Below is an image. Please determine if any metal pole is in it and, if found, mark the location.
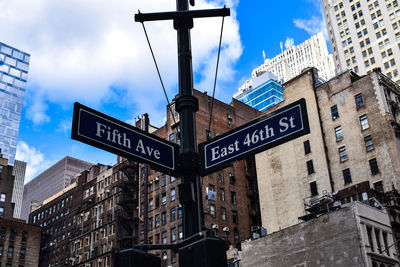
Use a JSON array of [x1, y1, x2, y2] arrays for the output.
[[175, 0, 201, 238]]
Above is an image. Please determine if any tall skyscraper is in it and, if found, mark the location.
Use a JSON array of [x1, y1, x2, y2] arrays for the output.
[[322, 0, 400, 83], [21, 156, 92, 220], [0, 42, 30, 165], [234, 71, 284, 112], [251, 33, 335, 84]]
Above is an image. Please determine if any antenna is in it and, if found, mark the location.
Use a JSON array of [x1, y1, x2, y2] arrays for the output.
[[262, 50, 266, 62]]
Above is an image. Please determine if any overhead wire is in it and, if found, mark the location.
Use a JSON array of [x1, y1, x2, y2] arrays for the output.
[[207, 16, 225, 133]]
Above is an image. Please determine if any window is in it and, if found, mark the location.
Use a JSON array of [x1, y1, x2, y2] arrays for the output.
[[304, 140, 311, 154], [162, 193, 167, 205], [0, 244, 2, 257], [343, 168, 352, 184], [149, 198, 153, 210], [0, 193, 5, 202], [148, 217, 153, 231], [355, 93, 364, 108], [170, 176, 175, 183], [367, 226, 374, 251], [221, 207, 226, 221], [219, 188, 225, 202], [360, 114, 369, 130], [364, 135, 374, 152], [335, 126, 344, 141], [232, 211, 238, 224], [162, 175, 167, 187], [307, 160, 315, 175], [162, 231, 167, 244], [383, 232, 389, 255], [178, 225, 183, 239], [155, 196, 160, 208], [0, 227, 6, 238], [231, 191, 237, 205], [7, 246, 13, 258], [19, 248, 26, 259], [169, 133, 174, 142], [310, 181, 318, 196], [339, 146, 348, 162], [372, 179, 383, 194], [155, 214, 160, 228], [161, 212, 166, 226], [331, 105, 339, 119], [218, 171, 224, 183], [171, 228, 176, 242], [178, 206, 183, 218], [210, 204, 216, 218], [369, 158, 379, 175], [229, 174, 235, 185], [171, 188, 175, 201], [0, 207, 3, 216], [170, 207, 176, 222]]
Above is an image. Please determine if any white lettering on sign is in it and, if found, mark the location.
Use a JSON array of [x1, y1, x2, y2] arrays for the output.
[[279, 116, 296, 132], [96, 122, 131, 149], [136, 139, 161, 159], [210, 140, 240, 161]]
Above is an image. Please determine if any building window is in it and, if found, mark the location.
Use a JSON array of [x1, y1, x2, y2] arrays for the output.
[[0, 193, 5, 202], [19, 248, 26, 259], [178, 206, 183, 218], [0, 227, 5, 238], [171, 227, 176, 242], [10, 229, 16, 240], [360, 114, 369, 130], [367, 226, 374, 251], [229, 174, 235, 185], [170, 176, 175, 183], [169, 133, 174, 142], [310, 181, 318, 196], [218, 171, 224, 183], [369, 158, 379, 175], [232, 211, 238, 224], [331, 105, 339, 119], [0, 207, 3, 217], [21, 231, 28, 242], [339, 146, 348, 162], [231, 191, 237, 205], [148, 217, 153, 231], [7, 246, 13, 258], [149, 198, 153, 210], [171, 188, 175, 201], [364, 135, 374, 152], [161, 212, 166, 225], [355, 93, 364, 108], [374, 181, 383, 193], [0, 244, 2, 257], [343, 168, 352, 184], [307, 160, 314, 175], [335, 126, 344, 141], [221, 207, 226, 221], [155, 214, 160, 228], [178, 225, 183, 239], [209, 204, 216, 218], [304, 140, 311, 154], [219, 188, 225, 202], [170, 207, 176, 222], [162, 231, 167, 244], [162, 175, 167, 187], [162, 193, 167, 205]]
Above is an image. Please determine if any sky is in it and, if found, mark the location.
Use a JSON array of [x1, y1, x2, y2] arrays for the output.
[[0, 0, 327, 183]]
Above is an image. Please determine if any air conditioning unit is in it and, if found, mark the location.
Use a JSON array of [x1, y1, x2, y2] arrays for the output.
[[222, 227, 229, 232], [212, 224, 218, 229]]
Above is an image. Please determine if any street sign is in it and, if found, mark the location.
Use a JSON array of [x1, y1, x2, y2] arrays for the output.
[[71, 102, 179, 176], [199, 98, 310, 175]]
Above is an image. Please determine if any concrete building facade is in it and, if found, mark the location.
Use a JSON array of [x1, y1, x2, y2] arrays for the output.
[[12, 160, 27, 218], [21, 156, 92, 220], [250, 33, 335, 84], [255, 68, 400, 234], [322, 0, 400, 83], [240, 202, 399, 267]]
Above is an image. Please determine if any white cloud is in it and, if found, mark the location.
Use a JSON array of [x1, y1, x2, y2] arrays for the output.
[[0, 0, 242, 127], [293, 16, 328, 39], [15, 141, 53, 183]]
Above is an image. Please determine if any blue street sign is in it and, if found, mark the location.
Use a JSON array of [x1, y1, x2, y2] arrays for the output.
[[71, 103, 179, 176], [199, 98, 310, 175]]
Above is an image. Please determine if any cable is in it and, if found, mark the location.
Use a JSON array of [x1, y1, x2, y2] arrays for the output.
[[207, 16, 225, 133], [140, 21, 180, 135]]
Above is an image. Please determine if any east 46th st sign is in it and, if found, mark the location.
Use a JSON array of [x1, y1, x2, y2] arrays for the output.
[[71, 103, 179, 176], [199, 98, 310, 175]]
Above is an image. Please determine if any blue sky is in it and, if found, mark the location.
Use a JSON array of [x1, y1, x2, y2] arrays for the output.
[[0, 0, 326, 182]]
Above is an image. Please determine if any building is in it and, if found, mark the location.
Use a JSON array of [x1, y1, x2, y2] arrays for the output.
[[322, 0, 400, 83], [0, 42, 30, 166], [0, 154, 42, 267], [234, 71, 284, 112], [240, 201, 399, 267], [12, 160, 27, 218], [255, 67, 400, 237], [29, 89, 263, 267], [250, 33, 335, 84], [21, 156, 92, 220]]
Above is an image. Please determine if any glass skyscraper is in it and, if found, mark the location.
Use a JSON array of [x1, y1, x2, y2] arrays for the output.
[[234, 71, 283, 112], [0, 42, 30, 165]]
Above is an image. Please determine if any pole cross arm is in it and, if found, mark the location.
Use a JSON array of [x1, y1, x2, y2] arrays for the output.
[[134, 7, 230, 23]]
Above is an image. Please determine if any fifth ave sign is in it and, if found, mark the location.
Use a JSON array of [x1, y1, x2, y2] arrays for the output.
[[71, 103, 179, 176], [199, 98, 310, 175]]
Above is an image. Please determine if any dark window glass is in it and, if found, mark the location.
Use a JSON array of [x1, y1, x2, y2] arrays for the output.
[[304, 140, 311, 154], [331, 105, 339, 119], [229, 174, 235, 185], [367, 226, 374, 251], [374, 181, 383, 193], [170, 208, 176, 222], [178, 207, 183, 218], [162, 175, 167, 187], [7, 246, 13, 258], [335, 126, 344, 141], [307, 160, 315, 175], [0, 244, 3, 256], [10, 229, 16, 240], [310, 181, 318, 196], [355, 93, 364, 108], [19, 248, 26, 259], [161, 212, 166, 225], [343, 168, 352, 184], [364, 135, 374, 152], [339, 146, 348, 162], [232, 211, 238, 224], [360, 114, 369, 130], [148, 217, 153, 231], [369, 158, 379, 175], [231, 191, 237, 205]]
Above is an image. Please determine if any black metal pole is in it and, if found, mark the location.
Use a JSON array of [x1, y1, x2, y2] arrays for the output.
[[174, 0, 201, 238]]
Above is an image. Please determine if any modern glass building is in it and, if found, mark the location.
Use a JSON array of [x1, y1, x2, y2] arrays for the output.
[[0, 42, 30, 165], [234, 72, 284, 112]]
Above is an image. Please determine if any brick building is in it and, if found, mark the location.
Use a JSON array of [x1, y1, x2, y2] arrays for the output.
[[0, 155, 41, 267]]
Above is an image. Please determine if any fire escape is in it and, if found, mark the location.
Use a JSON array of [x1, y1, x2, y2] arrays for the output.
[[245, 157, 262, 229], [116, 160, 140, 250]]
